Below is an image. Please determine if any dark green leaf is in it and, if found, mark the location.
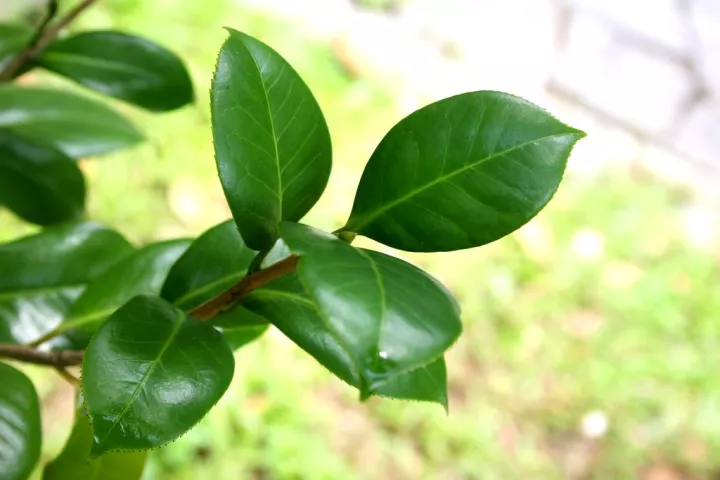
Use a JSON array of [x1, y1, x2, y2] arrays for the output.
[[0, 23, 32, 71], [249, 223, 461, 397], [0, 222, 133, 345], [0, 129, 85, 225], [243, 272, 448, 407], [209, 312, 268, 351], [0, 85, 143, 158], [44, 397, 146, 480], [55, 239, 190, 349], [374, 357, 447, 408], [161, 220, 269, 349], [162, 221, 254, 310], [0, 362, 41, 480], [83, 294, 234, 456], [342, 91, 585, 252], [211, 28, 332, 250], [39, 31, 193, 112]]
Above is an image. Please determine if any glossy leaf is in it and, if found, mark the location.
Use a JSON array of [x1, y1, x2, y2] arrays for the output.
[[0, 222, 133, 345], [162, 221, 254, 310], [243, 272, 448, 407], [44, 397, 146, 480], [251, 223, 461, 396], [0, 85, 143, 158], [161, 220, 269, 349], [0, 23, 32, 70], [211, 28, 332, 250], [209, 313, 268, 351], [83, 294, 235, 456], [55, 239, 190, 349], [374, 357, 447, 408], [0, 362, 41, 480], [0, 129, 85, 225], [39, 31, 193, 112], [342, 91, 586, 252]]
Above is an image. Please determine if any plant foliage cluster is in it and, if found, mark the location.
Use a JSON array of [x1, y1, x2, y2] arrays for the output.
[[0, 3, 584, 479]]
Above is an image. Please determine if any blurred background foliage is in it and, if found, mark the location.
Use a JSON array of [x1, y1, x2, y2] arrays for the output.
[[4, 0, 720, 478]]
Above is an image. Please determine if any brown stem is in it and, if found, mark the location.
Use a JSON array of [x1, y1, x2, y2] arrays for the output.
[[55, 367, 80, 385], [189, 255, 299, 320], [0, 344, 83, 367], [0, 0, 98, 81], [3, 253, 298, 367]]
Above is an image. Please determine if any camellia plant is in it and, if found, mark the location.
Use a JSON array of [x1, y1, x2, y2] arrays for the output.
[[0, 2, 585, 479]]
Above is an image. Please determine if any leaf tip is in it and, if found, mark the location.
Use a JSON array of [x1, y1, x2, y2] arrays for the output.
[[89, 436, 106, 459]]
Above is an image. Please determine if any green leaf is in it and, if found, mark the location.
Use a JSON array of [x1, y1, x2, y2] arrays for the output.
[[243, 272, 448, 407], [82, 294, 235, 456], [342, 91, 586, 252], [0, 23, 32, 71], [55, 239, 190, 349], [161, 220, 269, 349], [44, 396, 146, 480], [0, 129, 85, 226], [162, 221, 254, 310], [0, 222, 133, 345], [0, 85, 143, 158], [374, 357, 447, 408], [211, 28, 332, 251], [38, 31, 193, 112], [0, 362, 41, 480], [209, 312, 268, 351], [251, 223, 461, 397]]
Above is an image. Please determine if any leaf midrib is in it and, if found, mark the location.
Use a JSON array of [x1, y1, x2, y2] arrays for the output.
[[354, 249, 387, 357], [95, 311, 185, 449], [40, 52, 161, 80], [241, 37, 283, 221], [0, 283, 84, 300], [347, 132, 580, 231]]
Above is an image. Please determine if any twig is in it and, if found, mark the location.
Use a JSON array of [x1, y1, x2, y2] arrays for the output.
[[0, 0, 98, 81], [55, 367, 80, 385], [0, 344, 83, 367], [189, 255, 298, 320], [4, 254, 299, 367]]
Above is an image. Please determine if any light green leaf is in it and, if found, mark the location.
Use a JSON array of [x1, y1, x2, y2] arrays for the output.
[[161, 220, 269, 349], [39, 31, 193, 112], [211, 29, 332, 250], [0, 23, 32, 71], [0, 362, 41, 480], [54, 239, 190, 349], [0, 222, 133, 345], [82, 295, 235, 456], [343, 91, 585, 252], [44, 397, 146, 480], [0, 129, 85, 226], [0, 85, 143, 158]]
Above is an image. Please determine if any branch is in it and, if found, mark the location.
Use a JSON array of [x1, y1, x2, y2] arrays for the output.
[[0, 0, 98, 81], [0, 344, 83, 367], [189, 255, 298, 320], [2, 254, 299, 367]]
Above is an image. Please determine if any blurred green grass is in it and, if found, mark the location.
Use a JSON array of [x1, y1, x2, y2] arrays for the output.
[[5, 0, 720, 478]]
